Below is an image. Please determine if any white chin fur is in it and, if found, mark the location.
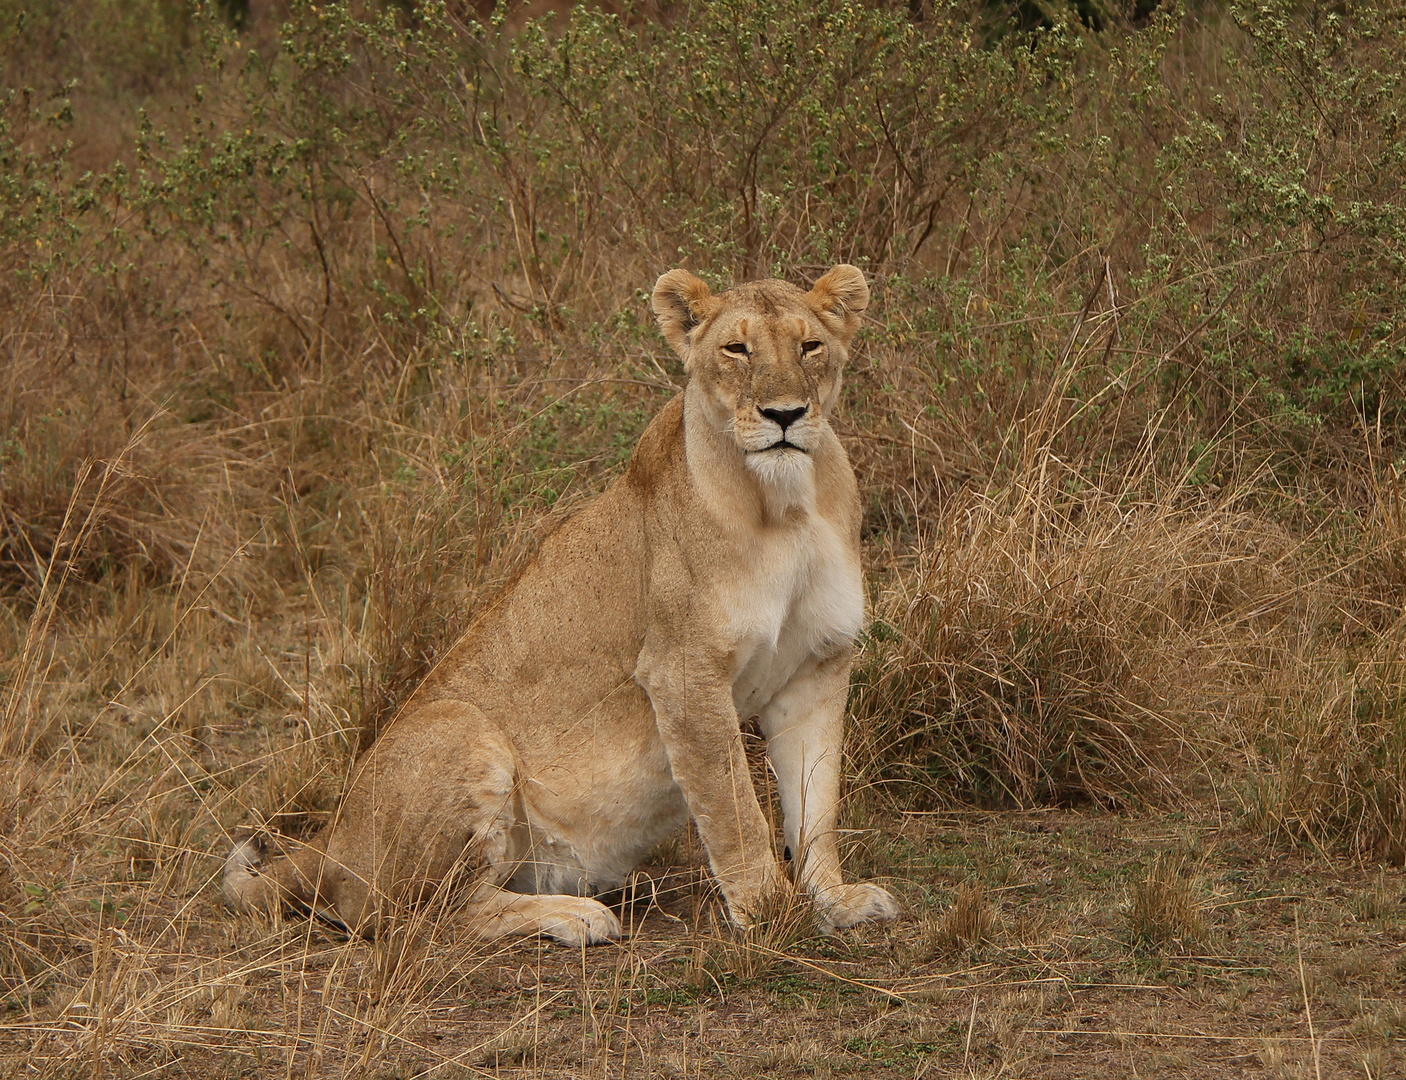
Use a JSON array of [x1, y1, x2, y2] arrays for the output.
[[745, 449, 816, 516]]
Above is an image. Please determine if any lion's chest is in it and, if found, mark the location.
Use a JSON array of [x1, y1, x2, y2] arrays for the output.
[[726, 518, 864, 721]]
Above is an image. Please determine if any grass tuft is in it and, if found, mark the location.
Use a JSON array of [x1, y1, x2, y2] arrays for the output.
[[1128, 852, 1206, 953]]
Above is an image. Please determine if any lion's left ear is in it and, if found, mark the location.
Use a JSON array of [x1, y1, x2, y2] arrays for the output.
[[806, 264, 869, 344]]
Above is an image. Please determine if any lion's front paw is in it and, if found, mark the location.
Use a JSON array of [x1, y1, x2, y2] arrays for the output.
[[541, 897, 622, 947], [814, 882, 901, 932], [722, 868, 795, 931]]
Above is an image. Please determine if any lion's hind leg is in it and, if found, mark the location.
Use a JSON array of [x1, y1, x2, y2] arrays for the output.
[[226, 698, 622, 945], [371, 704, 620, 946], [310, 699, 525, 934], [313, 699, 622, 945]]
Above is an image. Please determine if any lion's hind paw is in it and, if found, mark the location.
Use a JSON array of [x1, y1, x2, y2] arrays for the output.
[[540, 897, 622, 947]]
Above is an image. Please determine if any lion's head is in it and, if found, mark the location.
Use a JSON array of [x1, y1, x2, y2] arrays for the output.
[[651, 265, 869, 511]]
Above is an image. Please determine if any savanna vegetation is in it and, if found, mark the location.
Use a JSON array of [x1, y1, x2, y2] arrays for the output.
[[2, 0, 1405, 1075]]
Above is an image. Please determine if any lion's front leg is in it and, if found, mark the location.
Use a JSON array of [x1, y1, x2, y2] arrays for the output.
[[635, 647, 784, 928], [758, 653, 900, 932]]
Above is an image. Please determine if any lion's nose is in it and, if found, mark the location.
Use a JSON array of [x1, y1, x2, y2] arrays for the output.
[[760, 405, 807, 432]]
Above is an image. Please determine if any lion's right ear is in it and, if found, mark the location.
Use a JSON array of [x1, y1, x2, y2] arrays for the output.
[[652, 269, 719, 361]]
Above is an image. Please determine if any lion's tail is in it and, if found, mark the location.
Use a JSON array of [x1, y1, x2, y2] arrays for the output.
[[221, 834, 326, 917]]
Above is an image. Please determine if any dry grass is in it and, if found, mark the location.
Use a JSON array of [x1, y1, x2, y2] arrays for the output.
[[2, 0, 1406, 1075], [903, 880, 996, 961], [1127, 852, 1206, 953]]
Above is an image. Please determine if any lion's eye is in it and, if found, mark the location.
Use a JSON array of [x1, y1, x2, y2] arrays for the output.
[[721, 342, 750, 357], [801, 340, 824, 355]]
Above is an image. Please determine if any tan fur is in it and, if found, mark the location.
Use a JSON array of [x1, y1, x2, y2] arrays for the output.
[[223, 265, 900, 944]]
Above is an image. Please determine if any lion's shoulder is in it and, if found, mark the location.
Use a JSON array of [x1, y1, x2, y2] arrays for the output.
[[624, 392, 685, 494]]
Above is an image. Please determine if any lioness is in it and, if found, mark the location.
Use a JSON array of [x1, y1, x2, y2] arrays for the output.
[[223, 264, 901, 944]]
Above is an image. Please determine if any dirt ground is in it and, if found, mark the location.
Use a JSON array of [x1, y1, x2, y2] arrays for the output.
[[5, 809, 1402, 1079]]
